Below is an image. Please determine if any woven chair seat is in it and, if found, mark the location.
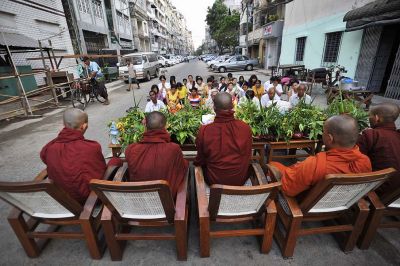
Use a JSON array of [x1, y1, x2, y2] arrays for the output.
[[205, 178, 253, 199], [0, 191, 74, 219], [278, 193, 291, 215]]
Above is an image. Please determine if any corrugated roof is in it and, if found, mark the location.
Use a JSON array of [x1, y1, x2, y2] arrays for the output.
[[0, 32, 48, 49], [343, 0, 400, 31]]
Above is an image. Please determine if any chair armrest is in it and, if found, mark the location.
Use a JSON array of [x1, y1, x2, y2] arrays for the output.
[[195, 167, 209, 219], [175, 169, 189, 221], [357, 198, 370, 212], [103, 165, 120, 181], [281, 193, 303, 218], [251, 162, 268, 185], [34, 169, 48, 181], [80, 191, 99, 220], [266, 199, 277, 214], [113, 163, 129, 181], [366, 191, 385, 210], [266, 164, 282, 183]]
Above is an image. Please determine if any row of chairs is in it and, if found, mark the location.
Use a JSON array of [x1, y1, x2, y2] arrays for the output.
[[0, 163, 398, 261]]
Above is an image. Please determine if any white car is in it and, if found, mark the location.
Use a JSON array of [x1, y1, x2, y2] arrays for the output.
[[157, 55, 167, 67], [163, 55, 176, 66]]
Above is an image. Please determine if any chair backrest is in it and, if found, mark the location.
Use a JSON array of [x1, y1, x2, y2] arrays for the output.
[[0, 180, 83, 219], [300, 168, 396, 213], [208, 182, 280, 220], [90, 180, 176, 223]]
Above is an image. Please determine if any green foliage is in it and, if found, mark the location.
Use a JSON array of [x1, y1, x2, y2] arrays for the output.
[[206, 0, 240, 51], [326, 98, 369, 131], [112, 108, 146, 148]]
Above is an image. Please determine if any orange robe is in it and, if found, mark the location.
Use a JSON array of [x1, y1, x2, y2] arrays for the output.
[[271, 146, 372, 197]]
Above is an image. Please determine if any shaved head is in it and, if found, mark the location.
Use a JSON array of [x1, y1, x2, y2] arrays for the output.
[[214, 92, 233, 111], [324, 115, 359, 148], [370, 103, 399, 123], [146, 111, 166, 130], [63, 108, 88, 129]]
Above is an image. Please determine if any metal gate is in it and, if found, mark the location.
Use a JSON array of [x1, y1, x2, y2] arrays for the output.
[[354, 27, 382, 89], [384, 44, 400, 99]]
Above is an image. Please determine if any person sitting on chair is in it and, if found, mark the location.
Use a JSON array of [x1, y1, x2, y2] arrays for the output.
[[194, 92, 252, 185], [125, 111, 188, 198], [270, 115, 372, 197], [40, 108, 122, 204], [357, 103, 400, 196]]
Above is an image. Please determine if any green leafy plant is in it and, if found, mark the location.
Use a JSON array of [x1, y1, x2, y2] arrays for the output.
[[326, 97, 369, 131]]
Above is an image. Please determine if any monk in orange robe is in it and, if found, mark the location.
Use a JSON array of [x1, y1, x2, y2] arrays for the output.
[[125, 111, 188, 198], [270, 115, 372, 197], [194, 92, 252, 185], [41, 108, 122, 204]]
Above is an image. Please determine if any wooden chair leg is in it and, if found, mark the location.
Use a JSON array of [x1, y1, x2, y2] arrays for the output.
[[357, 207, 384, 250], [175, 219, 188, 260], [199, 216, 210, 257], [102, 217, 124, 261], [342, 206, 369, 252], [81, 219, 103, 259], [261, 202, 277, 253], [8, 212, 40, 258], [281, 216, 302, 258]]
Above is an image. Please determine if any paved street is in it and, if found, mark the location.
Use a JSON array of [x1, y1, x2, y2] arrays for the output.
[[0, 60, 399, 265]]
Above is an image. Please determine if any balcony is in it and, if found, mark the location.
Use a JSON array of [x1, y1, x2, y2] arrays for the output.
[[248, 28, 264, 45]]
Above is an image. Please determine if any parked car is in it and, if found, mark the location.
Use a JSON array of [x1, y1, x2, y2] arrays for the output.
[[212, 55, 258, 73], [207, 55, 230, 68], [157, 55, 167, 67], [119, 52, 159, 82], [163, 55, 178, 66]]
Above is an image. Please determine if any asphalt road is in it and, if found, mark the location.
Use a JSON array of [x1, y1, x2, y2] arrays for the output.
[[0, 60, 399, 265]]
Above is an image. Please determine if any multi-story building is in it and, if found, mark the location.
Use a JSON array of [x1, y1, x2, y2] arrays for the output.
[[129, 0, 151, 52], [0, 0, 76, 83], [62, 0, 133, 54], [240, 0, 285, 69], [224, 0, 242, 11], [204, 25, 218, 53]]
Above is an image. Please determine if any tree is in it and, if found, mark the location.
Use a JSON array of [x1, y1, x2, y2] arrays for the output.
[[195, 44, 205, 56], [206, 0, 240, 53]]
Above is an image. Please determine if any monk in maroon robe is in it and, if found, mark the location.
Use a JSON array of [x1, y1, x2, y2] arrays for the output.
[[40, 108, 121, 204], [125, 111, 188, 198], [194, 92, 252, 185], [358, 103, 400, 196]]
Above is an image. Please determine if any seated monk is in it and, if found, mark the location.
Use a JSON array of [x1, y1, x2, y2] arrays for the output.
[[40, 108, 122, 204], [357, 103, 400, 196], [125, 111, 188, 198], [270, 115, 372, 197], [194, 92, 252, 185]]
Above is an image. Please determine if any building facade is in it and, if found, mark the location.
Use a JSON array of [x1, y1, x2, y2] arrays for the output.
[[279, 0, 374, 79], [0, 0, 76, 83], [240, 0, 286, 69]]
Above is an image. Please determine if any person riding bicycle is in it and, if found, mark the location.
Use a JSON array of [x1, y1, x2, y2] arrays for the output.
[[83, 56, 110, 105]]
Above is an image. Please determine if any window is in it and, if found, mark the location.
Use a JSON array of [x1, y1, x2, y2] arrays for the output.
[[295, 37, 306, 63], [117, 11, 123, 26], [322, 31, 343, 65], [0, 11, 16, 30]]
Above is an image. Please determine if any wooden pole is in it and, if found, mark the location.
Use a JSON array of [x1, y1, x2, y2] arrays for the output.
[[39, 41, 59, 105], [1, 32, 33, 116]]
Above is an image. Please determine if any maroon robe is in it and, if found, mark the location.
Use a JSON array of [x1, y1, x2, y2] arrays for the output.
[[357, 122, 400, 195], [40, 127, 113, 204], [194, 110, 252, 185], [125, 129, 188, 198]]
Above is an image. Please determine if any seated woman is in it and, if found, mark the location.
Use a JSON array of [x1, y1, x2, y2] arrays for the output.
[[176, 82, 188, 105], [167, 84, 182, 113], [188, 87, 202, 109], [287, 79, 300, 99], [252, 79, 265, 99]]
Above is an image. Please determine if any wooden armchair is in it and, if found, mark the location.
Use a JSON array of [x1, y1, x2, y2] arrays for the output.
[[89, 163, 189, 261], [195, 163, 281, 257], [0, 165, 120, 259], [358, 176, 400, 249], [266, 164, 395, 258]]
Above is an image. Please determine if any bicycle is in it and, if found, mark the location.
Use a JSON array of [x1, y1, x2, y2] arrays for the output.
[[71, 78, 106, 110]]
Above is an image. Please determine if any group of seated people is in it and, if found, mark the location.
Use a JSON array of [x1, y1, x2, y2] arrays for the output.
[[145, 73, 312, 114], [41, 94, 399, 204]]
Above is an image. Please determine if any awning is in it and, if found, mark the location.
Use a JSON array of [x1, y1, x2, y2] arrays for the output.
[[0, 32, 48, 49], [343, 0, 400, 32]]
